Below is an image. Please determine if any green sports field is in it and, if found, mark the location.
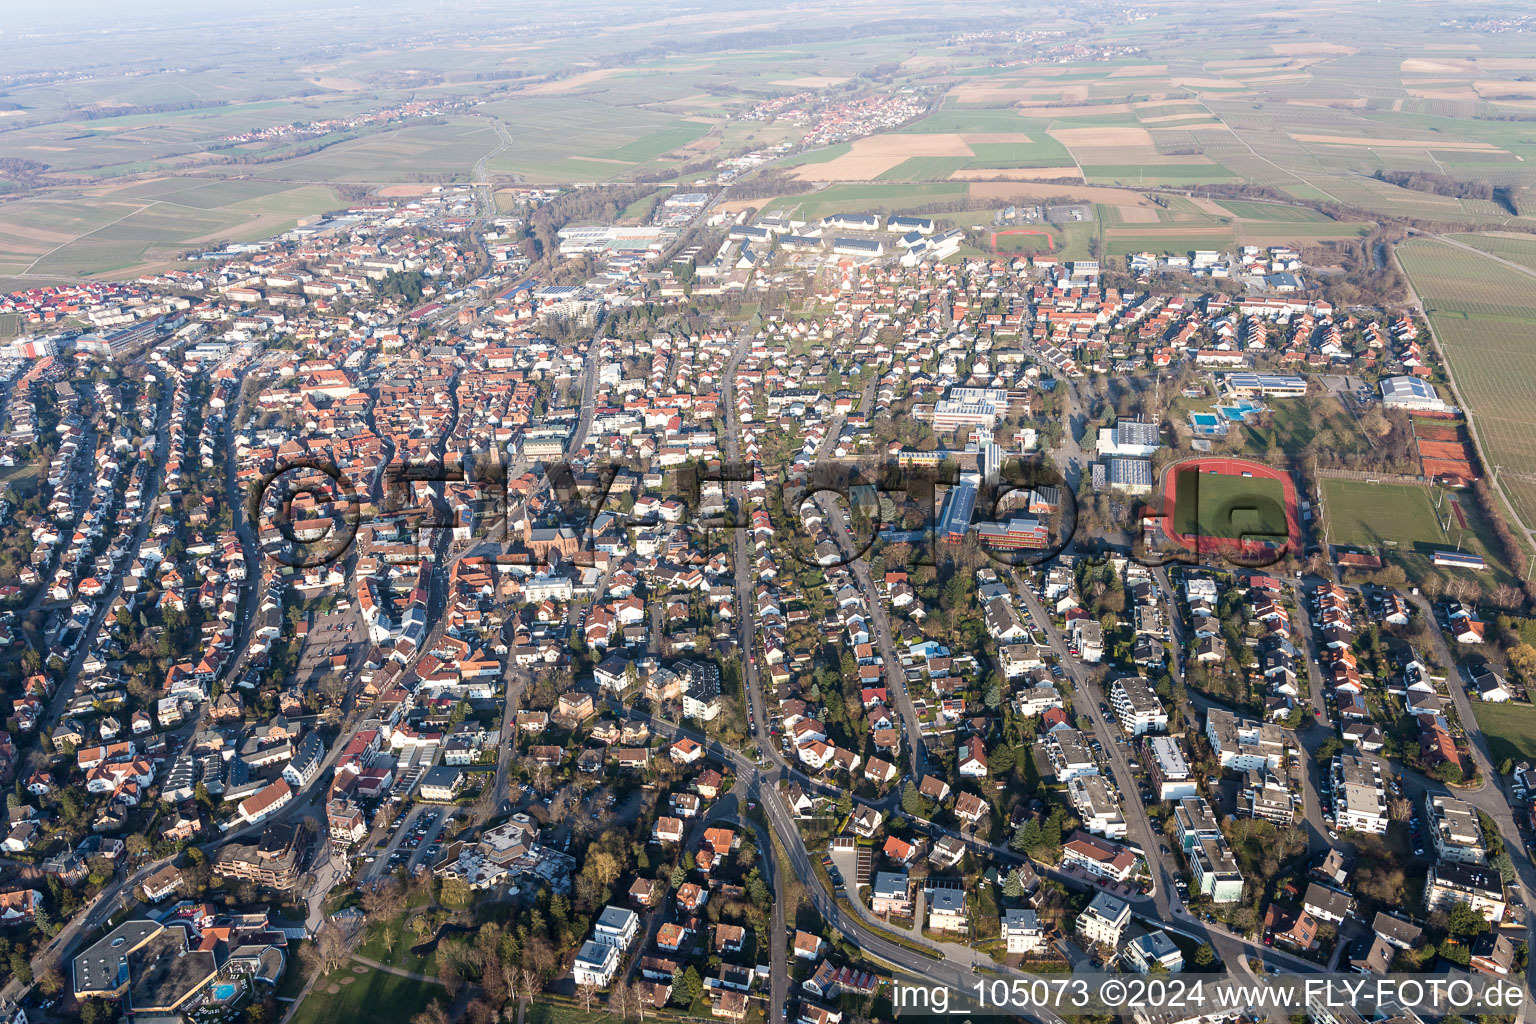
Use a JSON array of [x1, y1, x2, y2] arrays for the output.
[[1320, 476, 1521, 589], [1320, 478, 1446, 550], [1172, 467, 1289, 542]]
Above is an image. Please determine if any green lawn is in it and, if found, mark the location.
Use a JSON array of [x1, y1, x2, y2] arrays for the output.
[[354, 914, 437, 975], [525, 1004, 620, 1024], [1471, 701, 1536, 766], [1172, 467, 1289, 542], [1238, 395, 1370, 457], [289, 965, 443, 1024], [1321, 478, 1447, 551]]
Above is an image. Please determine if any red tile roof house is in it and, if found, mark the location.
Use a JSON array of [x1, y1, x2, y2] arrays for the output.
[[792, 929, 823, 960]]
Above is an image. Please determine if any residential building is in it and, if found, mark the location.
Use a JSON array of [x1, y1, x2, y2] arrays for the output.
[[572, 940, 621, 988], [1189, 836, 1245, 904], [419, 765, 466, 802], [1303, 883, 1354, 925], [1041, 728, 1098, 782], [1077, 892, 1131, 950], [1061, 830, 1138, 883], [1111, 676, 1167, 735], [212, 821, 311, 891], [1332, 755, 1388, 834], [1145, 735, 1196, 800], [1206, 708, 1285, 771], [1003, 908, 1046, 954], [1424, 862, 1505, 923], [592, 905, 640, 950], [1068, 775, 1127, 839], [926, 886, 967, 933], [1126, 930, 1184, 973], [1425, 794, 1487, 865], [871, 872, 912, 916]]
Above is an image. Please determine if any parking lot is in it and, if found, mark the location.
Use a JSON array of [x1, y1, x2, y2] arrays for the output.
[[296, 607, 361, 682], [365, 805, 453, 878]]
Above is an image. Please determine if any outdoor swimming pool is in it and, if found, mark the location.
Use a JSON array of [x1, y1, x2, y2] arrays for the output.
[[211, 982, 238, 1001], [1217, 400, 1262, 420], [1189, 411, 1229, 437]]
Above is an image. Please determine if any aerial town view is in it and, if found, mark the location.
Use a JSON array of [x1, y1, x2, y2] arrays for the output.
[[3, 2, 1536, 1024]]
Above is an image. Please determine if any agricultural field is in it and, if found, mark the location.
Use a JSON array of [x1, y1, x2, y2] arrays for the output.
[[1085, 164, 1239, 185], [1214, 200, 1332, 222], [775, 182, 969, 221], [255, 118, 503, 182], [0, 179, 341, 279], [1398, 239, 1536, 531], [877, 157, 973, 182], [1103, 229, 1237, 257], [1446, 233, 1536, 274]]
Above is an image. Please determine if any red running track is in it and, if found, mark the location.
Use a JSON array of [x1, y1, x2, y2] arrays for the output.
[[990, 228, 1056, 254], [1159, 456, 1301, 557]]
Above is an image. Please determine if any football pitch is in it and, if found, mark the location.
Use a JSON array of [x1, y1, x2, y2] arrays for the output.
[[1321, 478, 1446, 550], [1172, 467, 1289, 542]]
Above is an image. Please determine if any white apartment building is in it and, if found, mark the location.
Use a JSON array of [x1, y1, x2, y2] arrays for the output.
[[926, 886, 968, 933], [1425, 794, 1487, 865], [1126, 930, 1184, 974], [1206, 708, 1285, 772], [1111, 676, 1168, 736], [1041, 728, 1098, 782], [1146, 735, 1197, 800], [1068, 775, 1128, 839], [1332, 754, 1388, 835], [1004, 908, 1046, 954], [592, 905, 640, 949], [1424, 862, 1505, 923], [572, 940, 621, 987], [1077, 892, 1131, 949]]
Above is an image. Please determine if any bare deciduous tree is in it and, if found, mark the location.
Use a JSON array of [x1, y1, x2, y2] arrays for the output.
[[627, 981, 651, 1022], [300, 922, 351, 977], [519, 965, 539, 1004]]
